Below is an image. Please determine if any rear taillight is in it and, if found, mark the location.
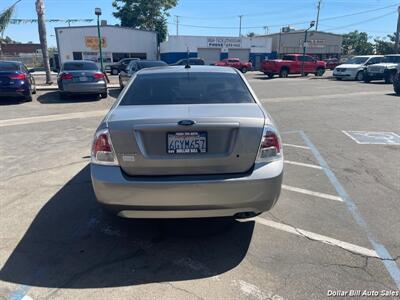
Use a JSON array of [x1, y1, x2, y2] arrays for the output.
[[91, 129, 119, 165], [60, 73, 73, 80], [255, 125, 282, 163], [93, 72, 105, 80], [9, 73, 27, 80]]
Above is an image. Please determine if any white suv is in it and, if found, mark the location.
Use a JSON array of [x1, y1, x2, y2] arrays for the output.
[[333, 55, 384, 81], [365, 54, 400, 84]]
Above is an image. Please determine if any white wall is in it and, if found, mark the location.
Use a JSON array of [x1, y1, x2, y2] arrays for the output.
[[160, 35, 272, 53], [56, 26, 158, 64]]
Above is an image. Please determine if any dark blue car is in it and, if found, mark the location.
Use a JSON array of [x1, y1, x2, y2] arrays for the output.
[[0, 61, 36, 102]]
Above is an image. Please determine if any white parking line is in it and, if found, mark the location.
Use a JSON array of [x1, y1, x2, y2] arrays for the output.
[[282, 184, 343, 202], [284, 160, 322, 170], [252, 217, 379, 258], [0, 110, 108, 127], [282, 143, 310, 150]]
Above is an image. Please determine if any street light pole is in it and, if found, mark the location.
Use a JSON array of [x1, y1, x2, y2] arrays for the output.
[[301, 20, 315, 77], [95, 7, 104, 73], [238, 15, 243, 37]]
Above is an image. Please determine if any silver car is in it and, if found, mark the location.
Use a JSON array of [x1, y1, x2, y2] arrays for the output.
[[57, 60, 107, 99], [91, 66, 283, 219]]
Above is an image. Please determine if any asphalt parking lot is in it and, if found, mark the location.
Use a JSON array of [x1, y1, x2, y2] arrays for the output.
[[0, 73, 399, 300]]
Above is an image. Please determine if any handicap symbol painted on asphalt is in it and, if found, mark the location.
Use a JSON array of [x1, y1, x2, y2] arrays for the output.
[[342, 131, 400, 145]]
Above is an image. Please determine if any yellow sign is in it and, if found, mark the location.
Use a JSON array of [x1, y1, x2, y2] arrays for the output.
[[84, 36, 107, 50]]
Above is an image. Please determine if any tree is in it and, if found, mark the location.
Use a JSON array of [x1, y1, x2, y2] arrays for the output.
[[113, 0, 178, 42], [0, 1, 21, 39], [374, 33, 395, 55], [247, 32, 256, 37], [35, 0, 52, 84], [342, 30, 374, 55]]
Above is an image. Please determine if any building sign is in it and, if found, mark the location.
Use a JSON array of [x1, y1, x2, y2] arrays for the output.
[[84, 36, 107, 50], [299, 39, 325, 48], [207, 37, 241, 48], [82, 51, 112, 63]]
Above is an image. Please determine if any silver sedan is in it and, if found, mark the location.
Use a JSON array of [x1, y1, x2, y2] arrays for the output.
[[91, 66, 283, 219], [57, 60, 107, 99]]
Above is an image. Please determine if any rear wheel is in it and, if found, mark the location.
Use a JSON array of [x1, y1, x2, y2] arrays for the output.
[[241, 67, 248, 73], [394, 82, 400, 95], [336, 77, 342, 81], [279, 68, 289, 78], [363, 74, 371, 83], [101, 91, 108, 99], [111, 68, 119, 75], [315, 68, 325, 76]]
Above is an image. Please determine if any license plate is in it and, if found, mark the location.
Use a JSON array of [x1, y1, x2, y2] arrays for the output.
[[79, 76, 88, 82], [167, 132, 207, 154]]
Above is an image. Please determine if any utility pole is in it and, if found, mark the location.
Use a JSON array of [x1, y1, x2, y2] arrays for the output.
[[302, 21, 315, 77], [396, 6, 400, 53], [175, 15, 179, 36], [35, 0, 52, 84], [95, 8, 104, 73], [316, 0, 321, 31], [263, 26, 269, 35], [239, 15, 243, 37]]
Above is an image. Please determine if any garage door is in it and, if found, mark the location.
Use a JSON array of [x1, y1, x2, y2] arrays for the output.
[[198, 48, 221, 65], [228, 49, 250, 62]]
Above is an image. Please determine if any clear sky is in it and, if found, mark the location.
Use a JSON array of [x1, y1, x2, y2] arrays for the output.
[[2, 0, 398, 47]]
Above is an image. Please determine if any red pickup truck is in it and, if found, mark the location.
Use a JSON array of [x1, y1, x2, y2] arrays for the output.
[[214, 58, 252, 73], [261, 54, 326, 78]]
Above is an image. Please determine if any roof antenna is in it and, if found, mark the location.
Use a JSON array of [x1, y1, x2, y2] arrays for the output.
[[185, 46, 191, 69]]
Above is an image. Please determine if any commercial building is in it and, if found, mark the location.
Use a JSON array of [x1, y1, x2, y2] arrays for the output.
[[262, 29, 342, 59], [55, 25, 158, 66], [160, 35, 275, 68]]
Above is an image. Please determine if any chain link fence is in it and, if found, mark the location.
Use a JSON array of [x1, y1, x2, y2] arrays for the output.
[[0, 54, 44, 68]]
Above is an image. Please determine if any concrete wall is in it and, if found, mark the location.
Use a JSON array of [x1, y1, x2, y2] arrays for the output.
[[160, 35, 274, 65], [55, 26, 158, 65]]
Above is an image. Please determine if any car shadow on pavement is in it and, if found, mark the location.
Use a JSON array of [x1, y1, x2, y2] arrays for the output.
[[37, 91, 101, 104], [108, 88, 122, 99], [0, 97, 25, 105], [0, 165, 254, 289]]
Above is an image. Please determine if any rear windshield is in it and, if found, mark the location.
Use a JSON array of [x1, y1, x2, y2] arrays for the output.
[[63, 62, 98, 71], [137, 61, 167, 69], [0, 62, 20, 71], [346, 57, 369, 64], [120, 72, 254, 105]]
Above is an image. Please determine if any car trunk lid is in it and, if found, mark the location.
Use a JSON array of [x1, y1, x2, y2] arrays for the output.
[[107, 103, 265, 176]]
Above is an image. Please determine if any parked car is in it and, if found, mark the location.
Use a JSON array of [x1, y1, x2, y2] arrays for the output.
[[57, 60, 107, 99], [214, 58, 252, 73], [364, 54, 400, 84], [108, 58, 140, 75], [119, 60, 168, 88], [261, 54, 326, 78], [171, 58, 205, 66], [0, 60, 36, 102], [333, 55, 384, 81], [324, 58, 341, 70], [91, 66, 283, 219]]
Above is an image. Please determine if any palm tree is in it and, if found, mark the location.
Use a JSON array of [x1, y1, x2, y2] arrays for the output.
[[35, 0, 52, 84], [0, 0, 21, 39]]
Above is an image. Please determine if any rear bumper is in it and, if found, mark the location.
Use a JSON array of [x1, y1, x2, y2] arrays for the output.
[[91, 161, 283, 218], [60, 81, 107, 94], [0, 87, 29, 98]]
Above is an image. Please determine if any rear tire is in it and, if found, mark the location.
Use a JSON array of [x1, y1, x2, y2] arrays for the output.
[[267, 73, 274, 78], [315, 68, 325, 76], [24, 92, 33, 102], [279, 68, 289, 78], [355, 71, 364, 81], [363, 74, 371, 83], [241, 67, 248, 73], [111, 68, 119, 75], [394, 83, 400, 95], [336, 77, 342, 81], [100, 91, 108, 99]]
